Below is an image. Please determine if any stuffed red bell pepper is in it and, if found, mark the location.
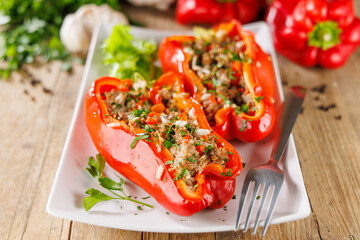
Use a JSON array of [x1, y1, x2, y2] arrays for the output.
[[176, 0, 267, 25], [159, 20, 276, 142], [84, 71, 243, 216], [266, 0, 360, 68]]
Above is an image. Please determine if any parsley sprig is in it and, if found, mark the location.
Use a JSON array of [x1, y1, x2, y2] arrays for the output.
[[83, 153, 153, 211]]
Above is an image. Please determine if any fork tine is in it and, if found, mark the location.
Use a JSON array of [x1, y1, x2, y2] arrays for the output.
[[243, 181, 261, 232], [252, 183, 271, 234], [235, 180, 251, 230], [261, 186, 282, 236]]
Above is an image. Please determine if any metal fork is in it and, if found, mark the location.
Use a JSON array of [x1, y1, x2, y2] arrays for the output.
[[235, 86, 306, 236]]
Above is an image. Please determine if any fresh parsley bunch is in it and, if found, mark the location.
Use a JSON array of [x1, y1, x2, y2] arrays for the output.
[[0, 0, 119, 79]]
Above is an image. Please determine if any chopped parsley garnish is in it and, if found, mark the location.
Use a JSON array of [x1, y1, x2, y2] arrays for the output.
[[219, 94, 231, 105], [130, 134, 150, 149], [212, 77, 221, 87], [165, 160, 174, 166], [226, 170, 232, 176], [185, 123, 195, 134], [187, 157, 196, 163], [228, 68, 236, 80], [212, 134, 219, 139], [204, 145, 214, 155], [173, 167, 189, 181], [227, 151, 234, 155], [241, 104, 249, 113], [254, 96, 264, 102], [165, 124, 175, 139], [234, 107, 242, 115], [144, 125, 153, 133], [135, 119, 145, 128], [180, 130, 187, 137], [240, 119, 247, 132], [195, 49, 203, 54], [163, 139, 175, 149], [231, 52, 240, 60], [133, 108, 150, 118], [234, 104, 250, 115], [171, 116, 179, 122]]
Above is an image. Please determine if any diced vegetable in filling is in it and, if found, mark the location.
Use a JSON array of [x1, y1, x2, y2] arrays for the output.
[[103, 81, 232, 190], [183, 32, 257, 123]]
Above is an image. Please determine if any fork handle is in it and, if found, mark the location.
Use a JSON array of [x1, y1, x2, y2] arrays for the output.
[[271, 86, 306, 162]]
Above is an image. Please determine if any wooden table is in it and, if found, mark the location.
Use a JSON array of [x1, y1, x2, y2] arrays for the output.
[[1, 3, 360, 240]]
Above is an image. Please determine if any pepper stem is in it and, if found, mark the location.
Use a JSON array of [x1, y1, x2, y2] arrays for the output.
[[308, 21, 342, 50]]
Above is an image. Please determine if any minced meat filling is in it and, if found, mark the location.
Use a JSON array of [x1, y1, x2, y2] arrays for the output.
[[183, 33, 257, 123], [104, 82, 232, 190]]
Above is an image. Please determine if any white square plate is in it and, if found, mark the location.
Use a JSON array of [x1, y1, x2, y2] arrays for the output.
[[46, 22, 310, 233]]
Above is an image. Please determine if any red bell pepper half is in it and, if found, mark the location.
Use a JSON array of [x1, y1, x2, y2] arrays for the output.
[[84, 72, 243, 216], [176, 0, 267, 25], [159, 20, 276, 142], [266, 0, 360, 68]]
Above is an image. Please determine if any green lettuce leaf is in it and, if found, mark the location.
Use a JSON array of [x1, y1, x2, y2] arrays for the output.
[[103, 24, 160, 81]]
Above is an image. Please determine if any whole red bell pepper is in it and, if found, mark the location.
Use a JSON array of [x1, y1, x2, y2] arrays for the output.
[[176, 0, 266, 25], [159, 20, 276, 142], [84, 72, 243, 216], [266, 0, 360, 68]]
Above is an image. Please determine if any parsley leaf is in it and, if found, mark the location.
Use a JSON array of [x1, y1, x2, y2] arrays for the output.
[[83, 188, 113, 211], [83, 153, 153, 211], [130, 134, 150, 149], [85, 153, 106, 178]]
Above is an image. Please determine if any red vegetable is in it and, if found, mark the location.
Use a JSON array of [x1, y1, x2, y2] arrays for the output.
[[176, 0, 266, 25], [159, 20, 276, 142], [266, 0, 360, 68], [84, 72, 243, 216]]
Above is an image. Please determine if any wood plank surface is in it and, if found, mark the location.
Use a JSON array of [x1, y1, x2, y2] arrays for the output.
[[0, 2, 359, 240]]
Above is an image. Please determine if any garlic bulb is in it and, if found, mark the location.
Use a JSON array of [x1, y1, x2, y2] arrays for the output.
[[60, 4, 128, 53], [126, 0, 175, 11]]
